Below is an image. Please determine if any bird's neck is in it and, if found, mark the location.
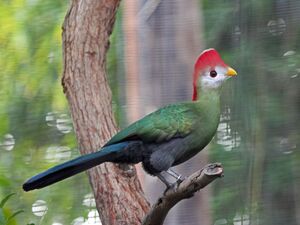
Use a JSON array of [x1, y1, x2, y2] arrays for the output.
[[193, 86, 221, 117], [195, 85, 220, 103]]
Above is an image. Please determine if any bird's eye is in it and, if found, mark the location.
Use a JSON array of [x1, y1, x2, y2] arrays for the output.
[[210, 70, 217, 78]]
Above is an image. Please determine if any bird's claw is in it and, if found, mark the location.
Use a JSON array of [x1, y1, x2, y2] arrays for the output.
[[164, 183, 177, 194], [164, 175, 185, 194]]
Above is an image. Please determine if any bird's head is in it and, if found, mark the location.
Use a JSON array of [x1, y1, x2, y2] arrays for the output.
[[192, 48, 237, 101]]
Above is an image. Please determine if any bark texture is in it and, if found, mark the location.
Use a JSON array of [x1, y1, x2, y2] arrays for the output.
[[61, 1, 150, 224]]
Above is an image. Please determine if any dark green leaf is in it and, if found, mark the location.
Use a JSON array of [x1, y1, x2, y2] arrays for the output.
[[6, 210, 24, 223], [0, 194, 15, 208]]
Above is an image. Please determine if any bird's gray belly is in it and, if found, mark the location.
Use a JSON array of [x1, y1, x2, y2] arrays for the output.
[[171, 134, 213, 166], [142, 133, 214, 174]]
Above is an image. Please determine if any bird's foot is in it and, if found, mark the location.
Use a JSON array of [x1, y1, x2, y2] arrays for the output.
[[166, 169, 185, 182], [176, 174, 185, 183], [157, 170, 186, 194], [163, 175, 185, 194]]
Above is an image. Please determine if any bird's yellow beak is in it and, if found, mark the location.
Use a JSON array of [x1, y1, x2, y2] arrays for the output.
[[226, 67, 237, 76]]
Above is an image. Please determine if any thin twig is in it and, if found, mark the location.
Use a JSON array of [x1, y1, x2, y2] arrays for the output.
[[142, 163, 224, 225]]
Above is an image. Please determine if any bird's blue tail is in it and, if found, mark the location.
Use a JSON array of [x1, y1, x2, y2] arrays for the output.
[[23, 141, 143, 191]]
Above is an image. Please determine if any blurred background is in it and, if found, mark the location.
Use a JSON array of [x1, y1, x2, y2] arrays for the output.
[[0, 0, 300, 224]]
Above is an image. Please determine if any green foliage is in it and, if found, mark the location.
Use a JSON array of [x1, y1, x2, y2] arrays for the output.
[[0, 193, 24, 225], [0, 0, 91, 224], [0, 194, 16, 208]]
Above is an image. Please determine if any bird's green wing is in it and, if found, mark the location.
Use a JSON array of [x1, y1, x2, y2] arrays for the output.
[[105, 102, 197, 146]]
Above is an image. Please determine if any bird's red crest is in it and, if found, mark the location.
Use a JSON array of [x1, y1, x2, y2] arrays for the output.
[[192, 49, 227, 101]]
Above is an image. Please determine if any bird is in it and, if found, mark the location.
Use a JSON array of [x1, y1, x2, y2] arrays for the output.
[[23, 48, 237, 192]]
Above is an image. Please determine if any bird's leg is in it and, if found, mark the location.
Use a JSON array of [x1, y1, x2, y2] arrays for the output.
[[157, 173, 173, 188], [157, 169, 185, 192], [166, 168, 184, 183]]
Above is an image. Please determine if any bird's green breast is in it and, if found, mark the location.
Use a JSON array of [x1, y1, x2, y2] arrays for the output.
[[173, 90, 221, 165], [194, 90, 221, 139]]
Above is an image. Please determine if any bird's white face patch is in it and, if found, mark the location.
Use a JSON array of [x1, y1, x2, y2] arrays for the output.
[[199, 66, 229, 89]]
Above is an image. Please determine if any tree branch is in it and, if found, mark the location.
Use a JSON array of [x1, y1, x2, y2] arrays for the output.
[[142, 163, 224, 225]]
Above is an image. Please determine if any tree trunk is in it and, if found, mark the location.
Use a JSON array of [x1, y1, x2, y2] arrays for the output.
[[61, 1, 150, 224]]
